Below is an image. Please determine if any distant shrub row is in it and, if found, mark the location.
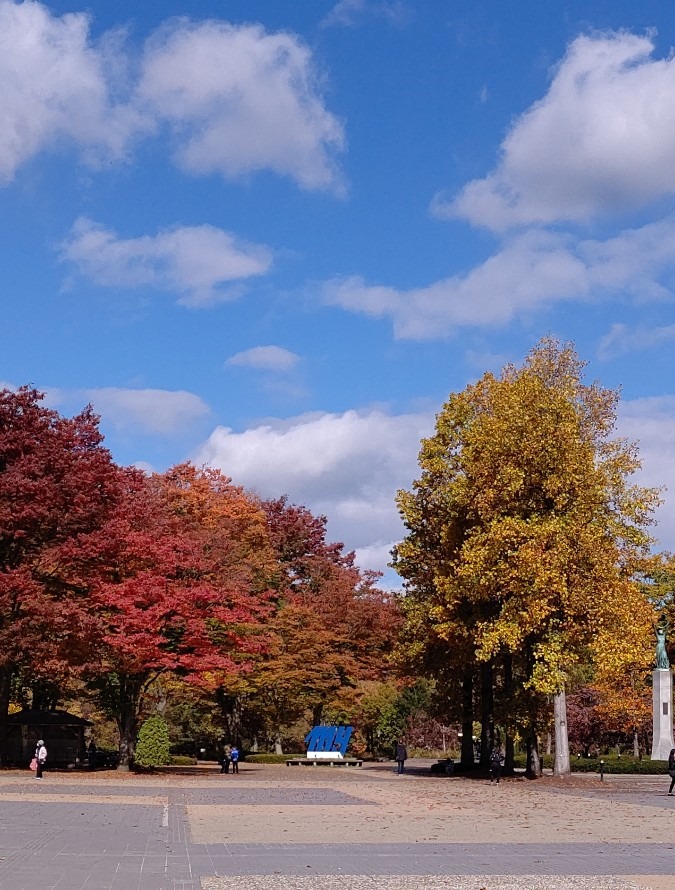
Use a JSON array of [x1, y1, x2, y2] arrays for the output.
[[512, 753, 669, 775]]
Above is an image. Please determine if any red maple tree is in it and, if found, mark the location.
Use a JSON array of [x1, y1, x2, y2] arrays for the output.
[[82, 465, 272, 766], [0, 387, 120, 716]]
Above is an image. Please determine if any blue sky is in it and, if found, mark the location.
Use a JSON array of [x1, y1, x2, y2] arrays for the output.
[[3, 0, 675, 585]]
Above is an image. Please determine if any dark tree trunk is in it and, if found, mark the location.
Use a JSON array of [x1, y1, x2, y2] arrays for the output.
[[525, 729, 542, 779], [217, 692, 244, 744], [503, 652, 515, 774], [0, 667, 11, 720], [505, 734, 515, 774], [461, 671, 474, 768], [115, 675, 144, 770], [480, 661, 494, 768], [312, 702, 324, 727]]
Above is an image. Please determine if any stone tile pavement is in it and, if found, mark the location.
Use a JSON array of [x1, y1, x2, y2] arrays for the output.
[[0, 765, 672, 889]]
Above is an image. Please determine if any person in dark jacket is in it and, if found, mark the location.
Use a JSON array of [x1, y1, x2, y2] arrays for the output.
[[489, 745, 504, 784], [220, 745, 231, 774], [667, 748, 675, 795], [395, 740, 408, 775]]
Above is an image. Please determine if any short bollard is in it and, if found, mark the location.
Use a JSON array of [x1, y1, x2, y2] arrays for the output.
[[600, 759, 604, 782]]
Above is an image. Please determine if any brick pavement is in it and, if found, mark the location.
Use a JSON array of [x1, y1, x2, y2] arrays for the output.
[[0, 764, 672, 889]]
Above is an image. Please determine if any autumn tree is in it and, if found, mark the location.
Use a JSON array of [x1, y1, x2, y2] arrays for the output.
[[0, 387, 121, 717], [393, 339, 659, 776], [78, 465, 273, 767], [239, 498, 399, 752]]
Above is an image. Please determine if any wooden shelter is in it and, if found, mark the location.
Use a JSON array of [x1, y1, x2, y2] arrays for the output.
[[0, 709, 91, 767]]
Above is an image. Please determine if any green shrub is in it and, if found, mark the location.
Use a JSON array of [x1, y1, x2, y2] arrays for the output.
[[570, 756, 667, 775], [169, 755, 197, 766], [135, 716, 171, 768], [512, 752, 668, 775], [244, 753, 303, 764]]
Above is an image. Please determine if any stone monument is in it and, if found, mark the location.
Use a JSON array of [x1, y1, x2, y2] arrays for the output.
[[651, 620, 675, 760]]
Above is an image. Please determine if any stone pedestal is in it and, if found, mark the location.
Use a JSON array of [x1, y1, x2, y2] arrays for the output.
[[651, 669, 674, 760]]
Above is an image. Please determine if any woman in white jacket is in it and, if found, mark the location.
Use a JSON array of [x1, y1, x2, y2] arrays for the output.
[[35, 740, 47, 779]]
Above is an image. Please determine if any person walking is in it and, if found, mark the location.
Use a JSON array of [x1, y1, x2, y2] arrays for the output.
[[394, 740, 407, 775], [489, 745, 504, 784], [230, 745, 239, 774], [220, 745, 231, 774], [667, 748, 675, 795], [35, 740, 47, 779]]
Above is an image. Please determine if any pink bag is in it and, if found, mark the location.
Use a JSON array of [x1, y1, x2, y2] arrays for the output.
[[29, 758, 37, 771]]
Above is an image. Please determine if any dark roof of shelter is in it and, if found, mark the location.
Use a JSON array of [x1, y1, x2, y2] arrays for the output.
[[3, 709, 92, 726]]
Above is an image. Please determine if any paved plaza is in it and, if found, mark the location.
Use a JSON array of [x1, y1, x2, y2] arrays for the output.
[[0, 760, 673, 889]]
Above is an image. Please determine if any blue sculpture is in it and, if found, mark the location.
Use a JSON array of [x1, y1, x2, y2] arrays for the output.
[[304, 725, 353, 759]]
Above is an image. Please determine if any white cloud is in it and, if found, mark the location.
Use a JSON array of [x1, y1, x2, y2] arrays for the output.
[[437, 31, 675, 230], [27, 383, 210, 436], [227, 346, 300, 372], [0, 0, 140, 182], [137, 19, 345, 191], [191, 398, 675, 580], [619, 397, 675, 554], [321, 0, 408, 29], [323, 220, 675, 338], [598, 323, 675, 360], [193, 408, 432, 576], [0, 3, 344, 191], [61, 218, 273, 306], [82, 387, 210, 435]]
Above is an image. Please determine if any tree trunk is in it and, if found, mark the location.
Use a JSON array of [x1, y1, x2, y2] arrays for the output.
[[546, 731, 552, 756], [553, 688, 571, 776], [633, 728, 639, 759], [502, 652, 515, 774], [274, 733, 284, 755], [505, 733, 515, 775], [115, 676, 143, 770], [480, 661, 494, 768], [0, 667, 11, 720], [312, 702, 324, 727], [117, 709, 136, 771], [461, 671, 474, 768], [525, 729, 541, 779]]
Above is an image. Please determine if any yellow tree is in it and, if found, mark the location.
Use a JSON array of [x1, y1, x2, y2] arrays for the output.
[[585, 577, 654, 756], [393, 338, 659, 776]]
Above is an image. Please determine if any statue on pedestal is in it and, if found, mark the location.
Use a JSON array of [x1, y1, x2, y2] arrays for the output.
[[656, 620, 670, 671], [652, 618, 674, 760]]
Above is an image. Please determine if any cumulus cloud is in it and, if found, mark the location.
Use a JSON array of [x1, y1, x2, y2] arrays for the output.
[[191, 397, 675, 579], [0, 0, 141, 182], [26, 383, 210, 436], [323, 219, 675, 338], [82, 387, 210, 435], [61, 218, 273, 306], [437, 31, 675, 230], [598, 323, 675, 360], [137, 19, 345, 191], [193, 408, 432, 576], [227, 346, 300, 372], [619, 397, 675, 553], [0, 2, 344, 191]]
